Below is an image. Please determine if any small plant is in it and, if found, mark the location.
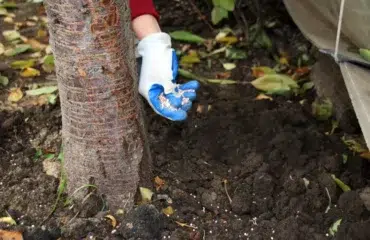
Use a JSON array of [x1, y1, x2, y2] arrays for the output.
[[211, 0, 235, 25]]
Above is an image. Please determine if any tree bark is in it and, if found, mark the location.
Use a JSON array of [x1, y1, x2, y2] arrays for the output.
[[44, 0, 152, 211]]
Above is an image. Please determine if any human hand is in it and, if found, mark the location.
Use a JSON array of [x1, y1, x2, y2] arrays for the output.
[[137, 32, 200, 121]]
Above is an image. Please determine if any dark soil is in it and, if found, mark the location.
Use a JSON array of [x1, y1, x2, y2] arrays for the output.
[[1, 0, 370, 240]]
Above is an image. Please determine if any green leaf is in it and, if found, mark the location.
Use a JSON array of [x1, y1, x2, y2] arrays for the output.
[[169, 30, 205, 43], [11, 59, 36, 69], [2, 30, 20, 41], [44, 153, 55, 160], [4, 44, 32, 56], [26, 86, 58, 96], [225, 47, 247, 59], [329, 219, 342, 236], [212, 0, 222, 6], [302, 81, 314, 92], [219, 0, 235, 11], [312, 99, 333, 121], [331, 174, 351, 192], [34, 148, 43, 161], [0, 2, 17, 8], [0, 75, 9, 86], [359, 48, 370, 62], [48, 94, 57, 104], [211, 7, 228, 25], [42, 54, 55, 73], [251, 74, 298, 95]]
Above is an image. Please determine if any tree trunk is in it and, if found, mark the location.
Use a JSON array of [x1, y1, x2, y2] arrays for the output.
[[44, 0, 152, 211]]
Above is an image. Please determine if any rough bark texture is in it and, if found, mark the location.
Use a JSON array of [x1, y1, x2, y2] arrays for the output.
[[44, 0, 152, 211]]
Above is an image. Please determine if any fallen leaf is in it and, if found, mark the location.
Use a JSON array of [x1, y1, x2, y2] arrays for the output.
[[251, 74, 298, 95], [27, 38, 47, 51], [0, 42, 4, 55], [0, 216, 16, 225], [0, 75, 9, 86], [215, 27, 233, 41], [279, 56, 289, 65], [162, 206, 174, 216], [8, 88, 23, 102], [20, 67, 40, 77], [11, 59, 36, 69], [180, 51, 201, 65], [41, 54, 55, 72], [105, 214, 117, 228], [154, 176, 166, 191], [360, 152, 370, 160], [36, 29, 48, 39], [222, 63, 236, 70], [169, 30, 205, 43], [0, 2, 18, 8], [0, 230, 23, 240], [251, 66, 276, 78], [255, 93, 273, 101], [225, 47, 247, 59], [0, 7, 7, 16], [26, 86, 58, 96], [329, 219, 342, 237], [216, 36, 238, 45], [312, 99, 333, 121], [359, 48, 370, 62], [139, 187, 153, 202], [331, 174, 351, 192], [4, 44, 32, 56], [301, 81, 314, 93], [175, 221, 198, 229], [216, 71, 231, 79], [2, 29, 20, 41], [47, 94, 57, 104], [341, 136, 368, 153]]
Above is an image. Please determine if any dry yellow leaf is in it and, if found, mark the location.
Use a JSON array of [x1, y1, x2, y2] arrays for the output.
[[26, 38, 47, 50], [154, 176, 165, 191], [0, 43, 4, 55], [3, 16, 13, 23], [255, 93, 273, 101], [105, 214, 117, 228], [0, 230, 23, 240], [8, 88, 23, 102], [162, 206, 174, 216], [175, 221, 197, 229], [279, 57, 289, 65], [360, 152, 370, 160], [20, 67, 41, 78], [37, 29, 48, 39], [216, 36, 238, 45], [0, 216, 16, 225]]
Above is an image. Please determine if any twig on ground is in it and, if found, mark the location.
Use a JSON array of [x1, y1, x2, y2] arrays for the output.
[[325, 187, 332, 214], [186, 0, 214, 32], [223, 179, 233, 204]]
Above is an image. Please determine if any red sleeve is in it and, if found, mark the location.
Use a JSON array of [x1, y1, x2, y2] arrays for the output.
[[129, 0, 160, 20]]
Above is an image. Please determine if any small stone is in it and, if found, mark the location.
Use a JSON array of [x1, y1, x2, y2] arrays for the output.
[[42, 159, 61, 178]]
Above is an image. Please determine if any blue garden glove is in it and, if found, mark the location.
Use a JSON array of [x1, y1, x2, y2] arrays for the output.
[[137, 32, 200, 121]]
